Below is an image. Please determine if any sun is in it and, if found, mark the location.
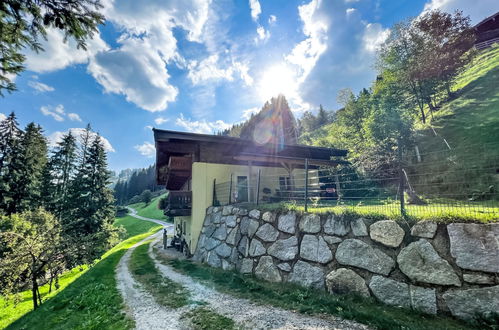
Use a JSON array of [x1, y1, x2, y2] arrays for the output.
[[258, 64, 297, 101]]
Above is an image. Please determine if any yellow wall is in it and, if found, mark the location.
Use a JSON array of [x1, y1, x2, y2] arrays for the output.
[[182, 162, 318, 254]]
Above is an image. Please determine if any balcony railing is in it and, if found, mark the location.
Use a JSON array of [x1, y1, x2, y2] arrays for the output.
[[164, 191, 192, 216]]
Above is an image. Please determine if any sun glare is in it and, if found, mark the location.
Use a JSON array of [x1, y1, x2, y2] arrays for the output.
[[258, 64, 297, 101]]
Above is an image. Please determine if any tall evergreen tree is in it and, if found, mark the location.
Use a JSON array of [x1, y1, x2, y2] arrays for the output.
[[0, 113, 24, 214], [42, 132, 77, 217], [66, 129, 117, 265], [11, 123, 48, 212]]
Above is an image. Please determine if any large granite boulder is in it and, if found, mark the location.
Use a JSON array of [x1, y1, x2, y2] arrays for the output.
[[222, 206, 233, 215], [237, 236, 249, 256], [278, 212, 297, 234], [225, 215, 237, 228], [351, 218, 368, 236], [226, 225, 241, 246], [326, 268, 370, 297], [324, 215, 350, 236], [255, 223, 279, 242], [268, 236, 298, 261], [215, 243, 232, 258], [205, 237, 221, 251], [336, 239, 395, 275], [288, 260, 325, 290], [299, 214, 321, 233], [300, 235, 333, 264], [369, 276, 410, 308], [248, 239, 266, 257], [410, 285, 437, 315], [447, 223, 499, 273], [238, 258, 254, 274], [369, 220, 405, 248], [206, 251, 222, 268], [463, 273, 495, 285], [443, 286, 499, 320], [254, 256, 281, 282], [398, 239, 460, 286], [212, 224, 228, 241], [262, 211, 276, 223], [410, 222, 437, 239], [247, 219, 260, 238], [249, 209, 261, 219]]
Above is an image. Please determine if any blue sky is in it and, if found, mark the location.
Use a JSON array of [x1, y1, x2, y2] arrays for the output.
[[1, 0, 498, 171]]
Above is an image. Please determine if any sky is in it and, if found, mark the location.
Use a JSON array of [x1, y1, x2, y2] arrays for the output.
[[1, 0, 498, 172]]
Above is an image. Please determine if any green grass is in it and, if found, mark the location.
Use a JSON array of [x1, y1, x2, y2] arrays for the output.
[[129, 242, 189, 308], [181, 307, 235, 330], [114, 215, 163, 238], [128, 193, 168, 220], [155, 254, 478, 330], [1, 216, 161, 330], [251, 199, 499, 223]]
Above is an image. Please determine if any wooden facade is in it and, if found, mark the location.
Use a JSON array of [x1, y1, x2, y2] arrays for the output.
[[475, 11, 499, 50]]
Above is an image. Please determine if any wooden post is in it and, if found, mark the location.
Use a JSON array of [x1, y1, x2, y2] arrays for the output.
[[228, 173, 233, 204], [256, 169, 261, 205], [248, 161, 253, 203], [305, 159, 309, 212], [335, 172, 342, 205]]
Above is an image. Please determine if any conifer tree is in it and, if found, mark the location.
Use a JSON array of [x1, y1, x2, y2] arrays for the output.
[[0, 113, 24, 214], [12, 123, 48, 212]]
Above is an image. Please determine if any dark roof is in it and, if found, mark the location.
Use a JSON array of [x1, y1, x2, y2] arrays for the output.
[[153, 128, 348, 158], [474, 11, 499, 31]]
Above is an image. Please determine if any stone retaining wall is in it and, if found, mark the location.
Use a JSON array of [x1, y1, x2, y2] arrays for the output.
[[192, 206, 499, 320]]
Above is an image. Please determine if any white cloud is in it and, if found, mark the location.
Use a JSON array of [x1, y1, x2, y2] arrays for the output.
[[0, 113, 6, 121], [48, 128, 115, 152], [68, 113, 82, 122], [187, 55, 253, 86], [268, 15, 277, 24], [423, 0, 499, 24], [134, 142, 155, 157], [28, 81, 55, 93], [346, 8, 357, 16], [24, 28, 108, 72], [286, 0, 328, 83], [144, 125, 154, 130], [154, 116, 169, 125], [362, 23, 390, 53], [242, 107, 259, 120], [249, 0, 262, 21], [256, 26, 270, 42], [40, 105, 65, 122], [175, 113, 231, 134]]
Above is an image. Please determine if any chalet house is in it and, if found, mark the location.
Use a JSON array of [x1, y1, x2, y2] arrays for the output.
[[474, 11, 499, 50], [154, 128, 347, 255]]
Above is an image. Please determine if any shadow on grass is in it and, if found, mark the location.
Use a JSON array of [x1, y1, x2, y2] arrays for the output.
[[7, 247, 131, 330]]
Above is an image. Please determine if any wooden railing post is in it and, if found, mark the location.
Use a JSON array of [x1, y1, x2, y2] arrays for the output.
[[228, 174, 233, 205], [212, 178, 217, 206], [256, 169, 261, 205]]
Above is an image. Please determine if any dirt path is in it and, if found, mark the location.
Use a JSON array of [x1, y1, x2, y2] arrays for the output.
[[117, 207, 368, 329], [150, 239, 368, 330]]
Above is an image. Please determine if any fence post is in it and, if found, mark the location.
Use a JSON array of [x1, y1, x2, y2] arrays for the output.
[[212, 178, 217, 206], [256, 169, 261, 205], [228, 174, 233, 204], [305, 158, 309, 212], [398, 138, 406, 217]]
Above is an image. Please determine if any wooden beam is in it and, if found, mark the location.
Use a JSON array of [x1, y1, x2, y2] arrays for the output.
[[235, 155, 341, 167]]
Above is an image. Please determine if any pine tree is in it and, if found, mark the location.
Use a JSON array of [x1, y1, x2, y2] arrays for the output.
[[42, 132, 77, 217], [0, 113, 24, 214], [66, 129, 117, 265], [12, 123, 48, 212]]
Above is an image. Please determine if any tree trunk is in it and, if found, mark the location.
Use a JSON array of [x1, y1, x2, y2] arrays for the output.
[[32, 276, 38, 309]]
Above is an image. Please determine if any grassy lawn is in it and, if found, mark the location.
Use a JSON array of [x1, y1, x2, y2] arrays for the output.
[[129, 193, 168, 220], [1, 216, 161, 330], [155, 254, 481, 330]]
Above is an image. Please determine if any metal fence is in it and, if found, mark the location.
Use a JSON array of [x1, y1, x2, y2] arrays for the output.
[[212, 143, 499, 221]]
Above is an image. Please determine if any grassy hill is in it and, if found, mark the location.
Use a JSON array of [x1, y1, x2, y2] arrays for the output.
[[128, 193, 168, 220], [0, 216, 161, 329]]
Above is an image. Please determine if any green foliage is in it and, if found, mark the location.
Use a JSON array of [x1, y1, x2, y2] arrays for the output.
[[0, 0, 105, 95], [181, 307, 235, 330], [4, 223, 161, 330], [129, 193, 169, 220], [140, 189, 153, 204], [113, 215, 160, 239], [113, 165, 162, 205], [0, 208, 64, 309], [129, 242, 189, 308]]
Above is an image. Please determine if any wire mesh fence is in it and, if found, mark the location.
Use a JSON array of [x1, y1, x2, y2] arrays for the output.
[[212, 143, 499, 221]]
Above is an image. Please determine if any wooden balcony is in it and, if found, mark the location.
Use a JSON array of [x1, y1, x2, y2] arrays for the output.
[[164, 191, 192, 217]]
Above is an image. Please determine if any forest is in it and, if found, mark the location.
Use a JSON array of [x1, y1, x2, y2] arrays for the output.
[[0, 114, 118, 309]]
